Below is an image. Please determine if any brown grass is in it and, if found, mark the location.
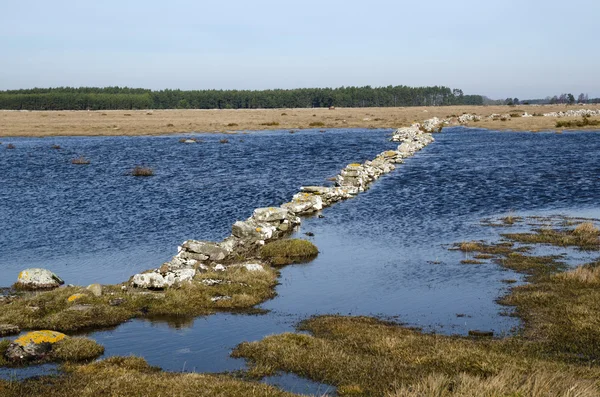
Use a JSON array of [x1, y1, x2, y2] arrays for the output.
[[260, 239, 319, 266], [233, 316, 600, 396], [2, 105, 599, 137], [503, 223, 599, 250]]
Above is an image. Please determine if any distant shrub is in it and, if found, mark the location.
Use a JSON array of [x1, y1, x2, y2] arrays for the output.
[[556, 117, 600, 128], [131, 166, 154, 177], [509, 113, 522, 118], [166, 123, 174, 127], [309, 121, 325, 127], [281, 113, 288, 116], [71, 156, 90, 165], [260, 121, 279, 126], [123, 113, 132, 116], [227, 123, 238, 127]]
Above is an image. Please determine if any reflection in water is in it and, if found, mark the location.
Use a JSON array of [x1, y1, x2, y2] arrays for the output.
[[1, 128, 600, 389]]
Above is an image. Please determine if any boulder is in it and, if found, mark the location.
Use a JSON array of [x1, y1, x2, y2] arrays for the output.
[[131, 269, 196, 289], [86, 283, 102, 297], [182, 240, 230, 261], [232, 220, 277, 241], [15, 268, 64, 290], [4, 330, 67, 362], [131, 272, 167, 289], [243, 263, 265, 272], [252, 207, 290, 222]]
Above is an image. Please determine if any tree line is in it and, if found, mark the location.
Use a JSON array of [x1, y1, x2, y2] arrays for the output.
[[0, 86, 484, 110]]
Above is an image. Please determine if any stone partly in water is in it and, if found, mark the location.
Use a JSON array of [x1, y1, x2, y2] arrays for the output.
[[15, 268, 64, 290], [4, 330, 67, 362], [0, 324, 20, 337]]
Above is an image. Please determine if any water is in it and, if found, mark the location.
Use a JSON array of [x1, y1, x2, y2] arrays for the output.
[[1, 127, 600, 388]]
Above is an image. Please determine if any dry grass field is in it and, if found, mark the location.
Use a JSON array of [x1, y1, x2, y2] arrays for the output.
[[1, 105, 599, 137]]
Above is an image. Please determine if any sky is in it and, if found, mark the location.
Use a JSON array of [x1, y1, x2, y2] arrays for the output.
[[1, 0, 599, 99]]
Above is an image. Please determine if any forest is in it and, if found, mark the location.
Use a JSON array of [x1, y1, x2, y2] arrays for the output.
[[0, 85, 484, 110]]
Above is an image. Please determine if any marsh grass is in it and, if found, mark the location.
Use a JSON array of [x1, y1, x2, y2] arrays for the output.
[[309, 121, 325, 127], [232, 217, 600, 395], [460, 259, 485, 265], [131, 166, 154, 177], [260, 121, 279, 126], [0, 267, 279, 333], [503, 223, 599, 250], [0, 356, 295, 397], [233, 316, 600, 396], [260, 239, 319, 266]]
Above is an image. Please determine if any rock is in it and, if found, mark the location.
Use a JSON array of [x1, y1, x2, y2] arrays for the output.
[[0, 324, 20, 337], [232, 220, 277, 241], [253, 207, 290, 222], [183, 139, 197, 144], [182, 240, 230, 261], [468, 330, 494, 338], [4, 330, 67, 362], [109, 298, 126, 306], [86, 284, 103, 297], [201, 279, 223, 286], [131, 269, 196, 289], [67, 293, 85, 303], [213, 264, 226, 272], [131, 272, 167, 289], [211, 296, 231, 302], [243, 263, 265, 272], [15, 268, 64, 290]]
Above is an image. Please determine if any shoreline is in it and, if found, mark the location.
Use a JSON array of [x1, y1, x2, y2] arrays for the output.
[[1, 105, 600, 137]]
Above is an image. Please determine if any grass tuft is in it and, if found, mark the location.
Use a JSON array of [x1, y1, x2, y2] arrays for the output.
[[309, 121, 325, 127], [260, 239, 319, 266]]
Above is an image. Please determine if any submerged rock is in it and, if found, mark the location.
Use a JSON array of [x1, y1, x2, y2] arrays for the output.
[[15, 268, 64, 290]]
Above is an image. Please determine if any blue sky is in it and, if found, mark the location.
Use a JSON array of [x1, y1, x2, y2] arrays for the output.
[[1, 0, 598, 98]]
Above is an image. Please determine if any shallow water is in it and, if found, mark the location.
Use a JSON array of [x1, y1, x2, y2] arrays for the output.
[[1, 127, 600, 387]]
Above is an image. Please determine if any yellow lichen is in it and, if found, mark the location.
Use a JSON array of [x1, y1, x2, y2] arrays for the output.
[[384, 150, 397, 157], [67, 293, 84, 302], [14, 330, 67, 346], [18, 271, 24, 279], [255, 227, 262, 232], [348, 163, 361, 167]]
